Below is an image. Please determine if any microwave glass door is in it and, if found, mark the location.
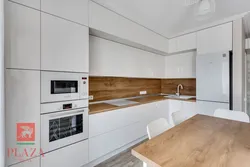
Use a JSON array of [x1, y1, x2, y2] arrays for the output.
[[49, 114, 83, 142], [51, 80, 78, 94]]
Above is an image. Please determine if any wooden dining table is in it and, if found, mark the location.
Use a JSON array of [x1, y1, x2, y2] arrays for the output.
[[132, 114, 250, 167]]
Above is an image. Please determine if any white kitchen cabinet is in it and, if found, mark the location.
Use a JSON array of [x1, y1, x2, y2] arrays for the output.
[[6, 69, 40, 166], [197, 22, 233, 55], [41, 13, 89, 72], [89, 1, 168, 54], [90, 36, 165, 78], [10, 0, 40, 10], [89, 121, 146, 162], [41, 0, 88, 26], [165, 51, 196, 78], [11, 157, 40, 167], [89, 105, 145, 138], [169, 33, 197, 54], [41, 140, 89, 167], [5, 2, 40, 70]]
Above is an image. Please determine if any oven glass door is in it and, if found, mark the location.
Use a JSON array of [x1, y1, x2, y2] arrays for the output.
[[41, 108, 88, 153], [49, 113, 82, 142]]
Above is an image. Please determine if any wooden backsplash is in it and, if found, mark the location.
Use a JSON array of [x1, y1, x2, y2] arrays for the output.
[[89, 77, 196, 102], [89, 77, 161, 102], [161, 78, 196, 96]]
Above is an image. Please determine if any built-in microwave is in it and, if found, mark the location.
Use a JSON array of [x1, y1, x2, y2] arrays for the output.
[[41, 71, 88, 103]]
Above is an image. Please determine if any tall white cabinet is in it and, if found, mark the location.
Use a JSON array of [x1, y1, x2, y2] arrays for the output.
[[41, 13, 89, 72], [6, 69, 40, 166], [41, 0, 89, 26], [197, 22, 233, 54], [5, 2, 40, 70]]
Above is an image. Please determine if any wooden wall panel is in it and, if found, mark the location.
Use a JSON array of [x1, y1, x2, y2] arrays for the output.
[[89, 77, 161, 102], [161, 78, 196, 96]]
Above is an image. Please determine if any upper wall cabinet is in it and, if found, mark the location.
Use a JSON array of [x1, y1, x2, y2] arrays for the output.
[[41, 13, 89, 73], [89, 1, 168, 54], [41, 0, 89, 26], [169, 33, 197, 54], [165, 51, 196, 78], [197, 22, 233, 55], [10, 0, 40, 10], [5, 2, 40, 70], [90, 36, 165, 78]]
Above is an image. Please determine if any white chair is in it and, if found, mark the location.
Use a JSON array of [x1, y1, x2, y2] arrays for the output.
[[146, 118, 172, 139], [214, 108, 250, 123], [171, 110, 196, 126]]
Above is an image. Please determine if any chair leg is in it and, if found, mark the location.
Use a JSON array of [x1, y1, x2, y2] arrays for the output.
[[143, 162, 148, 167]]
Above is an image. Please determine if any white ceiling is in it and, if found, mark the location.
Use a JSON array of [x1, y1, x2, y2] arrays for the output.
[[92, 0, 250, 38]]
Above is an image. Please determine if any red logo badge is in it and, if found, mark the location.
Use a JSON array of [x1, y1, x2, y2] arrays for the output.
[[16, 123, 35, 143]]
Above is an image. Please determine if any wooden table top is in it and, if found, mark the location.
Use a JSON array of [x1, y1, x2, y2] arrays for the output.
[[132, 115, 250, 167]]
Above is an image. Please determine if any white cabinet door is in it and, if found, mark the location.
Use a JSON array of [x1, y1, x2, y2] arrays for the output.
[[165, 51, 196, 78], [5, 2, 40, 70], [89, 105, 144, 138], [90, 36, 164, 78], [168, 33, 196, 54], [41, 0, 88, 26], [41, 13, 89, 72], [41, 140, 89, 167], [6, 69, 40, 166], [11, 157, 40, 167], [10, 0, 40, 9], [89, 121, 146, 162], [89, 1, 168, 54], [196, 101, 229, 116], [197, 22, 233, 55]]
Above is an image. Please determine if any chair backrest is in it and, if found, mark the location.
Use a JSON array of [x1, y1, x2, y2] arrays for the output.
[[146, 118, 172, 139], [171, 110, 196, 126], [214, 108, 250, 123]]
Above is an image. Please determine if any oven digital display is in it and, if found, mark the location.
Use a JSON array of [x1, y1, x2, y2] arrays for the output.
[[51, 80, 78, 94], [49, 114, 83, 142]]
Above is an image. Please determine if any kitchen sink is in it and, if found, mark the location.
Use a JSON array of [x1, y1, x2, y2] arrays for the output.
[[164, 95, 196, 100], [105, 99, 139, 107]]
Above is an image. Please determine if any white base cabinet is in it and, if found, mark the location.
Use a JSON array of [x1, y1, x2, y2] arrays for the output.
[[41, 140, 89, 167], [196, 101, 229, 116], [41, 13, 89, 73], [6, 69, 40, 166], [10, 157, 40, 167]]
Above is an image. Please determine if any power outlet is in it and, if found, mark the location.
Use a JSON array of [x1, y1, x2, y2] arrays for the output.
[[89, 95, 94, 100], [140, 91, 147, 95]]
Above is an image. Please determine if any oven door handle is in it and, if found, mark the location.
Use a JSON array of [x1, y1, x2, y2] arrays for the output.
[[48, 108, 86, 118]]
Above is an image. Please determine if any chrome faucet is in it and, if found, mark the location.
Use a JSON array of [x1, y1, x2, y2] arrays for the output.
[[176, 84, 184, 96]]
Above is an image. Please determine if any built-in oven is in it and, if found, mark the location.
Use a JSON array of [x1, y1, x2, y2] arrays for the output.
[[41, 100, 88, 153], [41, 71, 88, 103]]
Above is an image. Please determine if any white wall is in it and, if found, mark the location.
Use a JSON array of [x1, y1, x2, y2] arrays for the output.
[[165, 51, 196, 78], [0, 0, 4, 166], [90, 36, 165, 78]]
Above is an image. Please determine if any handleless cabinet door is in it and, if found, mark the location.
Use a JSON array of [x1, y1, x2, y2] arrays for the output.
[[5, 2, 40, 70], [41, 13, 89, 73], [197, 22, 233, 54], [10, 0, 40, 10], [11, 157, 40, 167], [6, 69, 40, 166], [41, 0, 88, 26]]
